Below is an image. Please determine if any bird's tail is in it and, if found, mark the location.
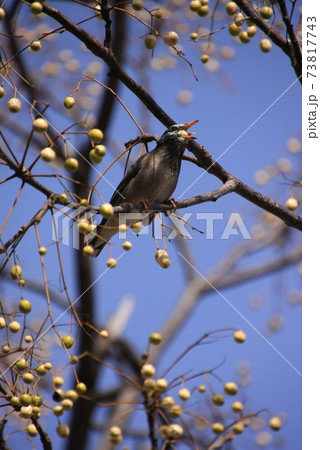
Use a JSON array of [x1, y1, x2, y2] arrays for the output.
[[89, 218, 119, 257]]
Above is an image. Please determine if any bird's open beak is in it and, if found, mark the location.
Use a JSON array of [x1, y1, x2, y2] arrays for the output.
[[181, 120, 199, 139], [181, 120, 199, 130]]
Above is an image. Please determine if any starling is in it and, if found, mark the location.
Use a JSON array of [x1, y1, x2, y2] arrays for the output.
[[90, 120, 198, 256]]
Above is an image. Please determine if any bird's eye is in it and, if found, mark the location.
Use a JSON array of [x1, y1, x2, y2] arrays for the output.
[[170, 124, 179, 131]]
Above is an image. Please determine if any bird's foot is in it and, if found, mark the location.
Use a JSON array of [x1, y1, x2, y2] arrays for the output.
[[139, 199, 149, 212], [164, 198, 177, 216]]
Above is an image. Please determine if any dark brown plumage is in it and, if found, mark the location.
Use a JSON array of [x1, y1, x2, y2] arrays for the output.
[[90, 121, 198, 256]]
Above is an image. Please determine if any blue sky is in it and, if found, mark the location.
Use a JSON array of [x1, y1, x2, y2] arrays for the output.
[[0, 1, 302, 448]]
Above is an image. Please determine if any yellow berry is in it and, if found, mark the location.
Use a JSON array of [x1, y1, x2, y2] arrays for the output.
[[106, 258, 117, 268], [285, 197, 298, 210], [7, 97, 21, 113], [64, 96, 75, 109], [269, 416, 282, 431], [226, 2, 238, 15], [56, 424, 70, 438], [64, 158, 79, 172], [234, 330, 246, 343], [212, 422, 224, 434], [239, 31, 250, 44], [33, 118, 49, 133], [145, 34, 157, 49], [260, 38, 272, 53], [224, 381, 238, 395], [88, 128, 104, 144], [260, 6, 273, 20], [229, 23, 241, 36], [163, 31, 179, 46], [178, 388, 191, 401], [30, 40, 42, 52], [100, 203, 114, 218], [30, 2, 43, 15]]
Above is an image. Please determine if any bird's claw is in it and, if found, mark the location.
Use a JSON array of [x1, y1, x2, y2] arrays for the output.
[[139, 199, 149, 212], [164, 198, 177, 216]]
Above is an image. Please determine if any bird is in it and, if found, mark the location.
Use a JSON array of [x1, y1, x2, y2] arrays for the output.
[[89, 120, 198, 257]]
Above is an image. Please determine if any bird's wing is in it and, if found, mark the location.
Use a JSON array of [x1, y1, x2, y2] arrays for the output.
[[109, 157, 145, 205]]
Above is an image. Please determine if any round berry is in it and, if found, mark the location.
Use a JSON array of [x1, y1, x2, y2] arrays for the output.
[[64, 157, 79, 172], [64, 96, 75, 109], [27, 424, 38, 437], [212, 422, 224, 434], [65, 390, 79, 401], [0, 317, 6, 329], [229, 23, 241, 36], [260, 6, 273, 19], [94, 145, 107, 157], [100, 203, 114, 218], [155, 378, 168, 392], [88, 128, 104, 144], [30, 2, 43, 14], [89, 149, 103, 163], [22, 372, 34, 384], [212, 394, 225, 406], [0, 7, 5, 21], [0, 86, 5, 98], [100, 329, 109, 339], [141, 363, 156, 378], [10, 396, 20, 406], [53, 376, 64, 387], [226, 2, 238, 16], [16, 358, 28, 370], [106, 258, 117, 268], [178, 388, 191, 401], [40, 147, 56, 162], [224, 381, 238, 395], [9, 321, 20, 333], [30, 40, 42, 52], [168, 424, 183, 438], [7, 98, 21, 113], [285, 197, 298, 210], [232, 401, 244, 412], [163, 31, 179, 46], [20, 393, 32, 406], [247, 25, 257, 37], [197, 5, 210, 17], [145, 34, 157, 49], [122, 240, 132, 251], [160, 396, 175, 409], [10, 265, 22, 279], [269, 416, 282, 431], [132, 0, 144, 11], [260, 38, 272, 53], [149, 332, 162, 345], [33, 118, 49, 133], [83, 245, 94, 257], [189, 0, 201, 12], [76, 382, 87, 394], [36, 364, 47, 376], [239, 31, 250, 44], [61, 398, 73, 410], [62, 335, 74, 349], [201, 54, 210, 64], [234, 329, 246, 343], [31, 395, 43, 406], [169, 404, 183, 418], [53, 405, 64, 416], [19, 299, 32, 314], [56, 424, 70, 438], [233, 423, 244, 434]]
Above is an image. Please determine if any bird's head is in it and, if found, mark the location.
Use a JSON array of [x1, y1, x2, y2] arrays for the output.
[[159, 120, 199, 145]]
